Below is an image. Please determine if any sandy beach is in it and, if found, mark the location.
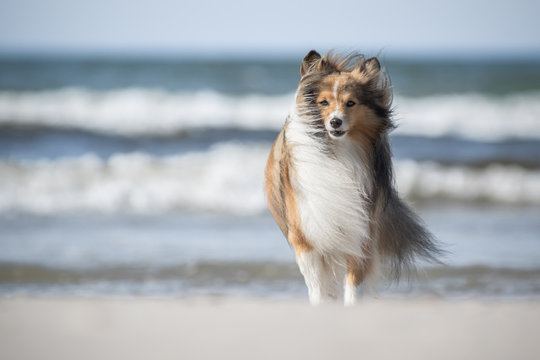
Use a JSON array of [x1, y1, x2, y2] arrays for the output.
[[0, 297, 538, 360]]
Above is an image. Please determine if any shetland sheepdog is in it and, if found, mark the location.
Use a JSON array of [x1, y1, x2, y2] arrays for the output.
[[265, 50, 441, 305]]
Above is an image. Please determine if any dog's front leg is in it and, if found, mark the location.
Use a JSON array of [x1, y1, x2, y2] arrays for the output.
[[296, 250, 334, 305]]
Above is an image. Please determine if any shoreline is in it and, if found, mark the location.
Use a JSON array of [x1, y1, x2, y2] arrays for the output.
[[1, 296, 539, 360]]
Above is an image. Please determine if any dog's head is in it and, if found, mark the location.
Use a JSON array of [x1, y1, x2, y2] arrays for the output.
[[296, 50, 393, 144]]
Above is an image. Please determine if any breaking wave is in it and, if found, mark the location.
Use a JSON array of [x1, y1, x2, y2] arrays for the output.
[[1, 88, 540, 140], [1, 142, 539, 215], [395, 92, 540, 140]]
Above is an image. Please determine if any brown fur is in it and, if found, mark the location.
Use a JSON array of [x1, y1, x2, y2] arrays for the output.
[[264, 125, 313, 256]]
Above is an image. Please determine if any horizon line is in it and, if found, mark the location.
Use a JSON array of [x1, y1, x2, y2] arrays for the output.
[[1, 45, 540, 62]]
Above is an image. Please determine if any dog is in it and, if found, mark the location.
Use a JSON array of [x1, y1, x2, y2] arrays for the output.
[[265, 50, 441, 305]]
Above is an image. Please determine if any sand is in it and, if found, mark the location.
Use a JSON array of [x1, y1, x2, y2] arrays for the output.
[[0, 297, 539, 360]]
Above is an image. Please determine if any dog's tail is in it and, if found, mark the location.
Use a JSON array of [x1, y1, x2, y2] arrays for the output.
[[376, 191, 444, 280], [372, 136, 445, 280]]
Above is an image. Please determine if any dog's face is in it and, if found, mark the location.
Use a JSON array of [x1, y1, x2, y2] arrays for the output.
[[296, 50, 393, 144], [315, 73, 368, 139]]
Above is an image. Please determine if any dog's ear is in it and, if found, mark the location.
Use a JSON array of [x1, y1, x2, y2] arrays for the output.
[[300, 50, 321, 77], [359, 57, 381, 79]]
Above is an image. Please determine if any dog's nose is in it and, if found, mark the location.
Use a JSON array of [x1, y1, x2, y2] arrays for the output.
[[330, 118, 343, 129]]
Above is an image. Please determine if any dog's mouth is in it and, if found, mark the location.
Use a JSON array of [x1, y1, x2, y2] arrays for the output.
[[329, 130, 346, 137]]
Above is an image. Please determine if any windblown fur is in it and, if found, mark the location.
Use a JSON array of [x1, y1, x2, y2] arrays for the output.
[[265, 50, 442, 305]]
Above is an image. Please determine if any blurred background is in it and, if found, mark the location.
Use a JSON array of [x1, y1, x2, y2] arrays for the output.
[[0, 0, 539, 299]]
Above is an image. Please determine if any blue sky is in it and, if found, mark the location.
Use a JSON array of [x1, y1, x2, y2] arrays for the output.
[[1, 0, 539, 57]]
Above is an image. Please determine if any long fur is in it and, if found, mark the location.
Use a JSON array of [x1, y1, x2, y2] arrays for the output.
[[265, 50, 442, 304]]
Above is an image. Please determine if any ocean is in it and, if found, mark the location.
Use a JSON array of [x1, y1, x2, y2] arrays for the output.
[[1, 55, 539, 300]]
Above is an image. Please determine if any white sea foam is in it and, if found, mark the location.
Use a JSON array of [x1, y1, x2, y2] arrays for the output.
[[0, 143, 268, 215], [0, 88, 292, 136], [396, 160, 540, 205], [1, 143, 539, 215], [394, 93, 540, 141], [1, 88, 540, 140]]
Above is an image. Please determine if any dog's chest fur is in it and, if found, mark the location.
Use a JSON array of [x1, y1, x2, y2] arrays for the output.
[[286, 114, 373, 256]]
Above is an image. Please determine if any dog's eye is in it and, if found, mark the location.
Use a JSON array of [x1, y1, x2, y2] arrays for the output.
[[346, 100, 356, 107], [319, 100, 329, 106]]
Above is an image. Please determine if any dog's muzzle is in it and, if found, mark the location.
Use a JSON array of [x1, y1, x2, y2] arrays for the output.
[[329, 117, 346, 137]]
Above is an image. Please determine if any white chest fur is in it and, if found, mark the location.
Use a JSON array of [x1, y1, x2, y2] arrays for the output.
[[286, 114, 373, 257]]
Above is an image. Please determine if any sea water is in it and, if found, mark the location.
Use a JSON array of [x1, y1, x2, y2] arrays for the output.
[[0, 55, 539, 299]]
